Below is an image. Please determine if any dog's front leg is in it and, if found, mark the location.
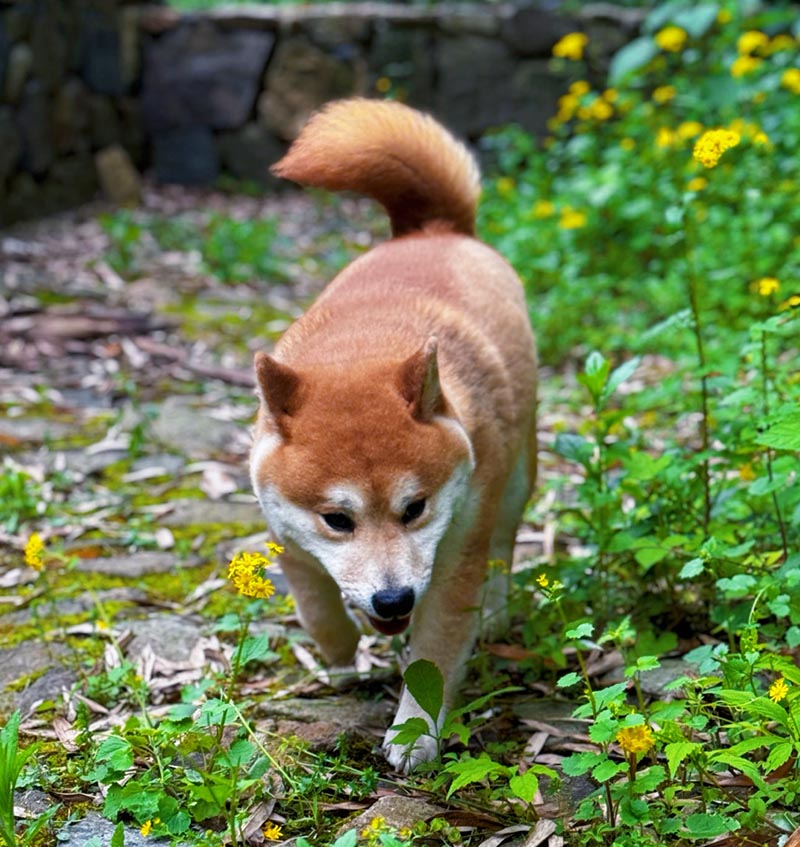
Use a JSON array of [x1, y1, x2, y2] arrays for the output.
[[383, 569, 482, 772], [279, 552, 361, 666]]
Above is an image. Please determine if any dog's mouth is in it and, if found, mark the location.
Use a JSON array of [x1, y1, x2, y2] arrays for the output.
[[368, 615, 411, 636]]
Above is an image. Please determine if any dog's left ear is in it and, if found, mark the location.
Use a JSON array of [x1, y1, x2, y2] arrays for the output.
[[398, 337, 445, 422], [254, 352, 303, 437]]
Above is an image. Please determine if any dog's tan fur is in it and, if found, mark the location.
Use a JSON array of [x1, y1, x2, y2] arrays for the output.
[[249, 98, 537, 769]]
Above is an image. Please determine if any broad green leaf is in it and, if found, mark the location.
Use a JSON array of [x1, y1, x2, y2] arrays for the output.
[[111, 822, 125, 847], [634, 765, 667, 792], [565, 622, 594, 640], [332, 830, 358, 847], [444, 755, 508, 796], [388, 717, 430, 747], [672, 4, 719, 37], [604, 357, 641, 400], [634, 545, 668, 570], [403, 659, 444, 724], [557, 672, 583, 688], [561, 751, 605, 776], [754, 411, 800, 451], [679, 558, 705, 579], [684, 813, 740, 838], [765, 741, 795, 773], [553, 432, 594, 466], [592, 759, 627, 781], [509, 769, 539, 803], [609, 37, 659, 85]]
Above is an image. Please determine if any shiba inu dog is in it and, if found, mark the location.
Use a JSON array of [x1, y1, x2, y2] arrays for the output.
[[249, 98, 537, 770]]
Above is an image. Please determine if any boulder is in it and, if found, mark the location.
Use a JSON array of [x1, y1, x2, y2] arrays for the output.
[[16, 79, 54, 175], [500, 5, 573, 57], [78, 7, 125, 96], [95, 143, 142, 206], [0, 106, 22, 185], [142, 21, 274, 132], [3, 42, 33, 104], [217, 121, 286, 188], [259, 36, 366, 141], [53, 77, 91, 155], [368, 20, 436, 107], [152, 125, 220, 185]]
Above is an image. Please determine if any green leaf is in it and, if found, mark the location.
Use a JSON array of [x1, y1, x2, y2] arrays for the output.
[[403, 659, 444, 724], [634, 765, 666, 792], [592, 759, 627, 781], [679, 558, 705, 579], [508, 769, 539, 803], [235, 634, 275, 667], [553, 432, 594, 466], [561, 751, 605, 776], [634, 545, 668, 570], [765, 741, 795, 773], [604, 357, 641, 401], [565, 622, 594, 640], [609, 37, 659, 85], [578, 352, 610, 403], [664, 740, 701, 778], [754, 411, 800, 451], [388, 717, 430, 748], [557, 672, 583, 689], [332, 830, 358, 847], [684, 813, 740, 838], [671, 4, 719, 37], [111, 821, 125, 847], [444, 755, 508, 797]]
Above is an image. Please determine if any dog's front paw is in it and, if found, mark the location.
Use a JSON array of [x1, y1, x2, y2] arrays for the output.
[[383, 727, 439, 773]]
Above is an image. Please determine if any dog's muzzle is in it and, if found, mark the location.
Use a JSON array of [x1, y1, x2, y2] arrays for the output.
[[369, 587, 414, 635]]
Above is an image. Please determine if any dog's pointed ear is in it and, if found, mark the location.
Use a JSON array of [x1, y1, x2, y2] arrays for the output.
[[254, 352, 303, 435], [398, 337, 445, 422]]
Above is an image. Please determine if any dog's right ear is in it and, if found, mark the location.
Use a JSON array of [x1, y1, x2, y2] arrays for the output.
[[254, 352, 303, 436]]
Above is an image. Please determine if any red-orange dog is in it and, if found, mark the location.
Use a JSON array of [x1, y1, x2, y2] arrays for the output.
[[249, 99, 537, 770]]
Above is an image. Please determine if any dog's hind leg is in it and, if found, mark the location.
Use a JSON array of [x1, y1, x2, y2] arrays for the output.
[[278, 553, 361, 666]]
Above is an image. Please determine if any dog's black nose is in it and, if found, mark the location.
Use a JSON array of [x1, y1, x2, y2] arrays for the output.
[[371, 587, 415, 619]]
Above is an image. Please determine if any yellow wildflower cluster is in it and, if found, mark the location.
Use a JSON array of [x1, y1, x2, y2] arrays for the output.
[[652, 85, 676, 104], [768, 677, 789, 703], [677, 121, 704, 140], [532, 199, 555, 219], [782, 294, 800, 310], [782, 68, 800, 95], [737, 30, 769, 55], [263, 822, 283, 841], [553, 82, 617, 127], [692, 128, 740, 168], [753, 277, 780, 297], [654, 26, 687, 52], [616, 723, 655, 755], [559, 207, 587, 230], [140, 818, 161, 837], [686, 177, 707, 192], [228, 543, 282, 598], [24, 533, 45, 570], [731, 55, 762, 78], [552, 32, 588, 61]]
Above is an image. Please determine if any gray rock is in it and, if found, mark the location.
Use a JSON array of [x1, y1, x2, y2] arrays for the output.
[[500, 5, 573, 57], [369, 21, 436, 108], [0, 415, 75, 444], [0, 641, 71, 713], [438, 5, 501, 38], [142, 21, 274, 132], [0, 106, 22, 184], [16, 79, 54, 175], [341, 795, 444, 837], [47, 154, 99, 209], [152, 125, 220, 186], [79, 7, 125, 96], [95, 144, 142, 206], [259, 36, 366, 141], [30, 0, 68, 92], [3, 42, 33, 104], [72, 551, 202, 578], [151, 396, 248, 457], [53, 77, 91, 155], [125, 614, 208, 663], [0, 171, 38, 227], [15, 666, 77, 714], [160, 498, 263, 528], [217, 121, 285, 188], [56, 812, 176, 847], [87, 94, 122, 150]]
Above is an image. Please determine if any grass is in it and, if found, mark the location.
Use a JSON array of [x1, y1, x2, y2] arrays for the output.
[[3, 0, 800, 844]]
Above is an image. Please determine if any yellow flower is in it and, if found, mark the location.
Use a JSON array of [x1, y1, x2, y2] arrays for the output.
[[780, 294, 800, 310], [375, 77, 391, 94], [559, 207, 587, 230], [654, 26, 688, 52], [767, 34, 795, 54], [569, 80, 591, 96], [140, 820, 153, 837], [602, 88, 618, 103], [620, 137, 636, 151], [589, 98, 613, 121], [768, 677, 789, 703], [752, 131, 770, 146], [24, 533, 45, 570], [263, 822, 283, 841], [228, 550, 276, 598], [655, 126, 676, 148], [652, 85, 677, 104], [739, 463, 756, 481], [731, 55, 762, 77], [737, 30, 769, 55], [677, 121, 704, 140], [536, 573, 550, 588], [497, 176, 515, 196], [692, 128, 740, 168], [616, 723, 655, 755], [686, 176, 707, 192], [552, 32, 589, 60], [782, 68, 800, 95], [717, 8, 732, 23], [557, 92, 580, 122], [265, 541, 284, 557], [532, 199, 555, 219], [754, 277, 780, 296]]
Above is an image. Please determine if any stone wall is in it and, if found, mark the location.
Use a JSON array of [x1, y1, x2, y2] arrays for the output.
[[0, 1, 642, 227]]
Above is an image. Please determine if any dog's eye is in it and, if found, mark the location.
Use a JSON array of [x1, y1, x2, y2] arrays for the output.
[[322, 512, 355, 533], [401, 498, 426, 525]]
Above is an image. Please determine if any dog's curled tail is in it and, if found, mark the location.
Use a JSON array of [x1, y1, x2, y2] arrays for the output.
[[272, 98, 481, 237]]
